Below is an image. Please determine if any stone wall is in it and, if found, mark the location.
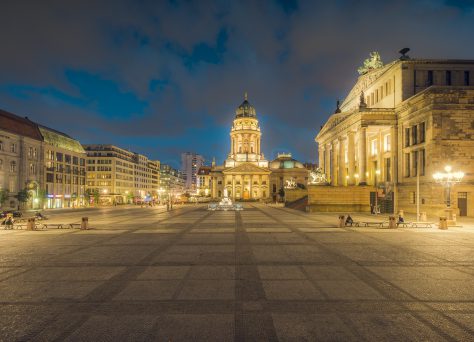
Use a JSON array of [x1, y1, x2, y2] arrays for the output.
[[307, 185, 371, 212]]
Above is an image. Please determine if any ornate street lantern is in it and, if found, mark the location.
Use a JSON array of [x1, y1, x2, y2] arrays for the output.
[[433, 165, 464, 207]]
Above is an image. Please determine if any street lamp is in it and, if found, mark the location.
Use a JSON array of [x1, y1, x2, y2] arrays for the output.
[[374, 169, 381, 214], [433, 165, 464, 208]]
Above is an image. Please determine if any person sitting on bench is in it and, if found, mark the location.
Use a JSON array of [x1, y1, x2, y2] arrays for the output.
[[345, 215, 354, 226], [398, 215, 404, 223]]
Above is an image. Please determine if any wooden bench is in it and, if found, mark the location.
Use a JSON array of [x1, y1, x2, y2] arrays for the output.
[[396, 222, 411, 228], [410, 222, 434, 228], [42, 223, 65, 229]]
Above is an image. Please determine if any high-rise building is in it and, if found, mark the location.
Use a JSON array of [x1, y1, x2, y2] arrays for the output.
[[181, 152, 204, 191]]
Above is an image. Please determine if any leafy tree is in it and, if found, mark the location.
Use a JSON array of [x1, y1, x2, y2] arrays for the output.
[[0, 189, 9, 207], [278, 187, 285, 201], [84, 189, 99, 206], [15, 189, 31, 209]]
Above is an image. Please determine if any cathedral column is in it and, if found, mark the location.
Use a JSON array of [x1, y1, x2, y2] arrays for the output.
[[338, 137, 346, 186], [232, 175, 236, 200], [259, 175, 262, 198], [358, 126, 367, 185], [347, 131, 355, 185], [249, 175, 253, 199], [331, 140, 338, 186]]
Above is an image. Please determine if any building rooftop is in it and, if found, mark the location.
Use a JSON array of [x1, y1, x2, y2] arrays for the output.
[[0, 109, 43, 141]]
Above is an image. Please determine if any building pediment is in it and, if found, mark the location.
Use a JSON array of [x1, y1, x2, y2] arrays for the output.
[[223, 162, 271, 174]]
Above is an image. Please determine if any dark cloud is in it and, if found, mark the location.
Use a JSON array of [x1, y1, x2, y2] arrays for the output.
[[1, 0, 474, 168]]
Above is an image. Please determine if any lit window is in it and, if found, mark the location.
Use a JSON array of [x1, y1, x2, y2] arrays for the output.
[[370, 140, 378, 156], [384, 134, 391, 152]]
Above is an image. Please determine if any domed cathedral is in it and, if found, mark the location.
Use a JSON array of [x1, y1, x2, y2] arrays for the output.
[[211, 93, 271, 200], [210, 93, 309, 201]]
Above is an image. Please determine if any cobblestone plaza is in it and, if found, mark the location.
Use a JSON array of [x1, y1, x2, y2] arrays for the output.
[[1, 205, 474, 340]]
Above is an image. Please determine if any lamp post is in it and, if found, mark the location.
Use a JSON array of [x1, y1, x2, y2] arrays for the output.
[[374, 169, 381, 214], [433, 165, 464, 223]]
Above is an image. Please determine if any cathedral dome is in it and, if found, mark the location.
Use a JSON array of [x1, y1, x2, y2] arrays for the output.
[[235, 92, 256, 118], [270, 153, 305, 169]]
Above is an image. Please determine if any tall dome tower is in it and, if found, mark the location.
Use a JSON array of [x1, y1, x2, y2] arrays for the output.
[[225, 93, 268, 167]]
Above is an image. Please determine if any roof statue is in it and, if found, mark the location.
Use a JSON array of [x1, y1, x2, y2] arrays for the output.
[[359, 90, 367, 110], [357, 52, 384, 75]]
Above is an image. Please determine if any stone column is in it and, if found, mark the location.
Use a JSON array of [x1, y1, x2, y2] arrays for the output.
[[249, 175, 253, 199], [325, 144, 331, 180], [232, 175, 235, 200], [331, 140, 338, 186], [318, 146, 324, 172], [358, 126, 367, 185], [347, 131, 355, 185], [338, 137, 346, 186], [391, 125, 398, 213]]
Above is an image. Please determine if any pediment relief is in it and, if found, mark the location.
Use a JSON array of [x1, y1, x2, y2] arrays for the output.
[[223, 163, 271, 174]]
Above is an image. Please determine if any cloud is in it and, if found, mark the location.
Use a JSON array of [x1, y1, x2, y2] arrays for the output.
[[1, 0, 474, 167]]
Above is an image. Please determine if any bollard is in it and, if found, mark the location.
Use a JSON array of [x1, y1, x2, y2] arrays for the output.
[[438, 216, 448, 230], [388, 216, 396, 229], [338, 215, 345, 228], [27, 218, 36, 231], [420, 212, 427, 221], [81, 217, 89, 230]]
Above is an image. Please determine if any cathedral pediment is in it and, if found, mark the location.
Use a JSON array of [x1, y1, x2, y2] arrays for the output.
[[223, 162, 271, 174]]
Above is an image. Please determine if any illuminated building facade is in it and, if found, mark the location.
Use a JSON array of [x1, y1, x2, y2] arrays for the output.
[[84, 144, 159, 205], [316, 54, 474, 216]]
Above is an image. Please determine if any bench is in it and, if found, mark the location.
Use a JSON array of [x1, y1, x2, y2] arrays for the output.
[[410, 222, 434, 228], [42, 223, 65, 229], [354, 221, 386, 227], [396, 222, 411, 228]]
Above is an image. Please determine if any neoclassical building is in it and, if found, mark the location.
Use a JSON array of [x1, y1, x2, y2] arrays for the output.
[[315, 53, 474, 217], [211, 94, 308, 201]]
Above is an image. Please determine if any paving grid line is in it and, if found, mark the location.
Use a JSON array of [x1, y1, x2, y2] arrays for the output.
[[0, 206, 176, 283], [256, 204, 474, 340], [234, 210, 279, 342], [20, 205, 209, 341], [272, 206, 474, 275]]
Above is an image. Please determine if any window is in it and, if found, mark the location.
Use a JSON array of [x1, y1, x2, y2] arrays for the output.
[[29, 163, 36, 175], [10, 161, 16, 172], [33, 148, 37, 158], [410, 191, 415, 204], [10, 143, 16, 153], [419, 122, 425, 143], [405, 128, 410, 147], [404, 153, 410, 177], [370, 139, 378, 156], [427, 70, 433, 86], [0, 159, 2, 170], [28, 147, 33, 158], [385, 157, 391, 182], [412, 125, 418, 145], [56, 153, 63, 162], [65, 154, 71, 163], [412, 151, 418, 176], [446, 71, 451, 85], [384, 134, 391, 152], [47, 150, 54, 160], [0, 141, 3, 151], [464, 71, 470, 86]]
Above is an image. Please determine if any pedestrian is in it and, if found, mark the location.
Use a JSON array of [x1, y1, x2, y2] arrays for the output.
[[398, 215, 404, 223], [345, 214, 354, 226], [370, 204, 374, 214], [5, 216, 14, 230]]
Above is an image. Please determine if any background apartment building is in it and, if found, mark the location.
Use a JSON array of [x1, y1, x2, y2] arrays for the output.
[[0, 109, 43, 210], [84, 144, 159, 205], [40, 126, 86, 209], [181, 152, 204, 191], [160, 164, 185, 201]]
